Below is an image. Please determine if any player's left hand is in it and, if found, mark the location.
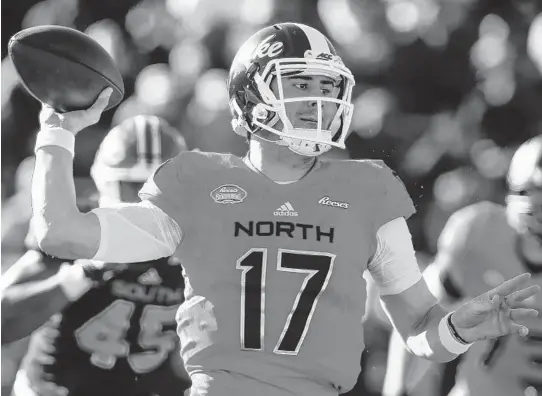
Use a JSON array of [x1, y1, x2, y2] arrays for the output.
[[451, 273, 540, 343]]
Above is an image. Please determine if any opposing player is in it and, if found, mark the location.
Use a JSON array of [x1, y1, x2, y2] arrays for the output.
[[3, 115, 190, 396], [31, 23, 540, 396], [383, 135, 542, 396]]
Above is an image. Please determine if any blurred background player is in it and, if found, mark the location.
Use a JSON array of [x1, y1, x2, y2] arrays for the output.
[[383, 135, 542, 396], [2, 115, 191, 396]]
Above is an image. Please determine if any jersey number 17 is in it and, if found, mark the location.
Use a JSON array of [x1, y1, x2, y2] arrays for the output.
[[236, 248, 335, 355]]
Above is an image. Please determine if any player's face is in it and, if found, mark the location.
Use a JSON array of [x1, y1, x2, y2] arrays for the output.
[[271, 75, 340, 131]]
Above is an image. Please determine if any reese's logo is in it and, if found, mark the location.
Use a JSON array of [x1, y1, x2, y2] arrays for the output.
[[210, 184, 247, 204]]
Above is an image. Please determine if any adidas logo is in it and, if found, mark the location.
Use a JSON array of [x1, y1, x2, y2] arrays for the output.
[[138, 268, 162, 285], [274, 202, 298, 217]]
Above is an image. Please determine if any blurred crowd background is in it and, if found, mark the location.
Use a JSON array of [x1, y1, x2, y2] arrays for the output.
[[2, 0, 542, 395]]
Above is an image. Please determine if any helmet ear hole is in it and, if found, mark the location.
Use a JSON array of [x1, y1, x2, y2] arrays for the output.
[[252, 104, 268, 120]]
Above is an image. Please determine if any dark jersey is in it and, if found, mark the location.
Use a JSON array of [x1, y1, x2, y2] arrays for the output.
[[20, 254, 187, 396]]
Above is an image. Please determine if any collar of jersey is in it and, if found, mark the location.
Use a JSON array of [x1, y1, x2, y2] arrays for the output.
[[242, 156, 318, 185]]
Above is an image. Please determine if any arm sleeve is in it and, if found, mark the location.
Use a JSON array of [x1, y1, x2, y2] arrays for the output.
[[90, 200, 182, 263], [367, 217, 422, 295]]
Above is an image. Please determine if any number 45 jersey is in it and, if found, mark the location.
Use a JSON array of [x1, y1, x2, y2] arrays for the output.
[[140, 151, 415, 394], [20, 256, 188, 396]]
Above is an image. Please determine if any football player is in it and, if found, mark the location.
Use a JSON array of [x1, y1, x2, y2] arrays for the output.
[[31, 23, 540, 396], [383, 135, 542, 396], [2, 115, 190, 396]]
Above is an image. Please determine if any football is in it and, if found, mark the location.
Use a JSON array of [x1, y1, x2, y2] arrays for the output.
[[8, 25, 124, 113]]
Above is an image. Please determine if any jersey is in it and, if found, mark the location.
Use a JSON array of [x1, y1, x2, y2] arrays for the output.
[[139, 151, 415, 394], [431, 202, 542, 396], [19, 254, 188, 396]]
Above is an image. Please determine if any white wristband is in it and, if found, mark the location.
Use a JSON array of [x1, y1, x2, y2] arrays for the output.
[[438, 312, 473, 355], [35, 127, 76, 157], [57, 263, 93, 301]]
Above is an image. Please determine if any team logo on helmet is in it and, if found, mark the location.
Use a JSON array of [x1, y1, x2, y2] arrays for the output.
[[305, 50, 330, 61], [210, 184, 247, 204], [254, 35, 284, 60]]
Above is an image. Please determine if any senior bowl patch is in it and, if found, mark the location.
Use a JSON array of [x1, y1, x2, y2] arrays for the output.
[[210, 184, 247, 204]]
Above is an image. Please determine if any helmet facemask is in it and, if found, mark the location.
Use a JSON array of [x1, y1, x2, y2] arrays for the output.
[[236, 53, 355, 157]]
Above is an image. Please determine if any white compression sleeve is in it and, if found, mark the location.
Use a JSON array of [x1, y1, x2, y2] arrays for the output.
[[367, 217, 422, 295], [90, 200, 182, 263]]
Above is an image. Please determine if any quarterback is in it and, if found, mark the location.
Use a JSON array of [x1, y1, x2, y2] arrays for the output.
[[3, 116, 190, 396], [31, 23, 539, 396], [383, 136, 542, 396]]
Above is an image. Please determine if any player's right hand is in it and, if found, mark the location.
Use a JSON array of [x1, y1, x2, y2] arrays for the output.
[[39, 88, 113, 135]]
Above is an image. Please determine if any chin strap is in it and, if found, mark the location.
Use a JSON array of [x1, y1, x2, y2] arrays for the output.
[[282, 136, 331, 157]]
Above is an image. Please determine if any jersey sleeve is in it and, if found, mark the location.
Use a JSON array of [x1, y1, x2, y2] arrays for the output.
[[371, 161, 416, 230], [367, 217, 422, 295], [91, 201, 181, 263]]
